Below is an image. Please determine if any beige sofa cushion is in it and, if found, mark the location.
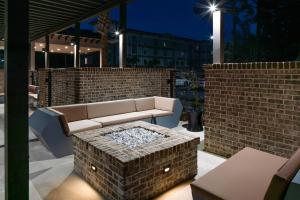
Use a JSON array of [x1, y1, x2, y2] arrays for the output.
[[135, 97, 155, 111], [91, 112, 152, 127], [191, 147, 287, 200], [87, 99, 136, 119], [139, 109, 172, 117], [264, 148, 300, 200], [52, 104, 87, 122], [68, 120, 102, 135], [154, 96, 176, 112]]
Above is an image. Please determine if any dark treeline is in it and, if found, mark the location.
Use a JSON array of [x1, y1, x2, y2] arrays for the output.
[[194, 0, 300, 62]]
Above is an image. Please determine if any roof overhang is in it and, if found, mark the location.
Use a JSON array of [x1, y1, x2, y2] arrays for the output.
[[0, 0, 130, 41]]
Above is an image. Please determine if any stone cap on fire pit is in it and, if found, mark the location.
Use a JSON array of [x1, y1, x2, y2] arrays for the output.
[[72, 121, 200, 163]]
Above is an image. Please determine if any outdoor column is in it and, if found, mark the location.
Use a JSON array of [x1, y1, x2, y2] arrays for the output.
[[74, 22, 80, 68], [4, 0, 29, 199], [212, 10, 224, 63], [119, 0, 127, 68], [99, 48, 103, 68], [30, 42, 35, 71], [45, 35, 50, 68]]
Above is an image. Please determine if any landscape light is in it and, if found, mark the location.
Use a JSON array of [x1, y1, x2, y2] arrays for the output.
[[164, 166, 171, 173], [65, 46, 68, 49], [91, 164, 97, 172]]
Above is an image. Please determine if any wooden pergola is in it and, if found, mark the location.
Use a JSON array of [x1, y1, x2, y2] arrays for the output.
[[0, 0, 129, 199]]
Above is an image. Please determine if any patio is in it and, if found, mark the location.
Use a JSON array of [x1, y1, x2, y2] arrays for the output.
[[0, 0, 299, 199], [0, 104, 226, 200]]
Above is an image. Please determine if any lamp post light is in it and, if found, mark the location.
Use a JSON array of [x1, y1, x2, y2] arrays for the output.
[[210, 4, 224, 64], [115, 30, 120, 36]]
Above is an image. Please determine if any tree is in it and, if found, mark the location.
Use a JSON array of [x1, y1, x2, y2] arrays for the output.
[[127, 56, 139, 67], [194, 0, 256, 62], [256, 0, 300, 61], [194, 0, 300, 62]]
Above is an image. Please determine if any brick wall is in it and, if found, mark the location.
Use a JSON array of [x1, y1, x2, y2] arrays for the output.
[[37, 69, 49, 107], [38, 67, 174, 107], [204, 62, 300, 158]]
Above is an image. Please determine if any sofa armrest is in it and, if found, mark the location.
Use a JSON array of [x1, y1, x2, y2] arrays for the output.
[[47, 108, 70, 136], [154, 96, 176, 112], [155, 98, 183, 128], [29, 108, 73, 157]]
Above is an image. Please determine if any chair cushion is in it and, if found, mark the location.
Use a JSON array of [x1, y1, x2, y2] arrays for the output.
[[29, 85, 39, 94], [29, 93, 38, 100], [68, 120, 102, 135], [91, 112, 152, 127], [87, 99, 136, 119], [154, 96, 176, 112], [52, 104, 88, 122], [135, 97, 155, 111], [139, 109, 172, 117], [191, 147, 287, 200], [264, 148, 300, 200]]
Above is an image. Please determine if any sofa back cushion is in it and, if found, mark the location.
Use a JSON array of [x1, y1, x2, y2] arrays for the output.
[[87, 99, 136, 119], [51, 104, 88, 122], [264, 148, 300, 200], [154, 96, 176, 112], [135, 97, 155, 111]]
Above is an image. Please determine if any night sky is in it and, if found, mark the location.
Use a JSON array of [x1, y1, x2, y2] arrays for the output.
[[82, 0, 234, 41]]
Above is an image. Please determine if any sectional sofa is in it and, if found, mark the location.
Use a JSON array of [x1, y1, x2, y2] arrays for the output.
[[29, 96, 183, 157]]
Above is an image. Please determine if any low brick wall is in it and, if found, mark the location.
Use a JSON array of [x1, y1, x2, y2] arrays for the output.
[[38, 67, 174, 107], [204, 62, 300, 158]]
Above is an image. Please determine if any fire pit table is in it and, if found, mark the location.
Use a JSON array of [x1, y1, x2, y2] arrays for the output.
[[73, 121, 199, 200]]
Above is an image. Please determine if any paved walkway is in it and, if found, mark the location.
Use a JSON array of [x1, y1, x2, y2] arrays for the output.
[[0, 106, 226, 200]]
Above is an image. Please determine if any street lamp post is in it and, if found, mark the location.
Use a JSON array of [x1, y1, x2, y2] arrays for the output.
[[210, 4, 224, 64]]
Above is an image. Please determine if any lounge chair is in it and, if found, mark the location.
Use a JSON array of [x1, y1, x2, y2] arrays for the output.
[[191, 147, 300, 200]]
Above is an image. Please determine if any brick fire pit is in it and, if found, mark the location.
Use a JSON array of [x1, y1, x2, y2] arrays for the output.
[[73, 121, 199, 200]]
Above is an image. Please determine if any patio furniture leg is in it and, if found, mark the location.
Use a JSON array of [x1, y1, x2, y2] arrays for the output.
[[151, 117, 157, 124]]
